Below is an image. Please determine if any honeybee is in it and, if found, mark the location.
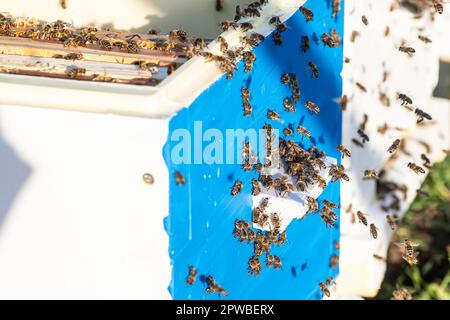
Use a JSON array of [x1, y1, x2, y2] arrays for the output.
[[60, 0, 68, 9], [142, 173, 154, 185], [174, 171, 186, 185], [277, 231, 286, 246], [356, 211, 368, 226], [239, 22, 253, 32], [296, 126, 311, 139], [323, 200, 339, 209], [66, 66, 86, 78], [332, 0, 341, 18], [328, 254, 339, 270], [305, 196, 318, 215], [421, 153, 432, 169], [386, 214, 398, 230], [418, 35, 432, 43], [321, 32, 339, 47], [392, 288, 412, 300], [384, 26, 390, 37], [329, 164, 349, 182], [299, 6, 314, 22], [281, 73, 290, 85], [98, 38, 113, 50], [350, 30, 360, 43], [319, 282, 330, 297], [243, 101, 253, 117], [273, 31, 283, 45], [248, 256, 262, 276], [231, 180, 243, 195], [385, 139, 401, 155], [338, 95, 348, 111], [305, 101, 320, 114], [299, 35, 310, 53], [206, 276, 227, 296], [267, 109, 281, 121], [220, 20, 238, 31], [364, 169, 379, 180], [399, 46, 415, 56], [336, 144, 351, 158], [407, 162, 425, 174], [357, 129, 370, 143], [361, 15, 369, 25], [283, 98, 296, 113], [414, 108, 432, 123], [369, 224, 378, 239], [431, 0, 444, 14], [277, 23, 287, 33], [395, 239, 420, 265], [398, 93, 413, 106], [186, 266, 197, 285], [272, 255, 281, 269], [308, 62, 319, 78], [283, 127, 293, 137], [355, 82, 367, 93], [265, 253, 274, 268], [216, 0, 224, 11]]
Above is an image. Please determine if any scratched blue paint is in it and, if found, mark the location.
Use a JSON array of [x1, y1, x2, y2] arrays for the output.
[[164, 0, 344, 299]]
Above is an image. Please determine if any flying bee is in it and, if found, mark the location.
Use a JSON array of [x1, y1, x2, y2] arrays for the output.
[[418, 35, 432, 43], [361, 15, 369, 25], [399, 45, 415, 56], [392, 288, 412, 300], [388, 139, 401, 154], [60, 0, 68, 9], [216, 0, 224, 11], [186, 266, 197, 285], [323, 200, 339, 209], [421, 153, 432, 169], [283, 98, 296, 113], [398, 93, 413, 106], [364, 169, 379, 180], [338, 95, 348, 111], [305, 101, 320, 114], [231, 180, 243, 195], [414, 108, 432, 123], [319, 282, 330, 297], [273, 31, 283, 45], [308, 62, 319, 78], [355, 82, 367, 93], [267, 109, 281, 121], [431, 0, 444, 14], [300, 35, 310, 53], [299, 6, 314, 22], [356, 210, 368, 226], [369, 224, 378, 239], [350, 30, 360, 43], [384, 26, 390, 37], [408, 162, 425, 174], [174, 171, 186, 185], [357, 129, 369, 143], [296, 126, 311, 139], [386, 214, 398, 230], [332, 0, 341, 18], [336, 144, 351, 158]]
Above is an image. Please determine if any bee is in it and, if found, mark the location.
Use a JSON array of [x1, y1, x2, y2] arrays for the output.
[[239, 22, 254, 32], [305, 196, 318, 215], [273, 256, 282, 269], [250, 179, 261, 196], [323, 200, 339, 209], [243, 101, 253, 117], [384, 26, 390, 37], [174, 171, 186, 185], [216, 0, 224, 11], [321, 32, 339, 48], [421, 153, 432, 169], [387, 139, 401, 154], [186, 266, 197, 285], [332, 0, 341, 18], [248, 256, 262, 276], [352, 138, 364, 148], [277, 23, 288, 33], [414, 108, 432, 123], [308, 62, 319, 78], [395, 239, 420, 265], [206, 276, 227, 296], [296, 126, 311, 139], [269, 15, 281, 25], [283, 98, 296, 113], [431, 0, 444, 14], [60, 0, 68, 9], [418, 35, 432, 43], [66, 67, 86, 78], [243, 51, 256, 73], [364, 169, 379, 180], [231, 180, 243, 195], [329, 164, 350, 182], [338, 95, 348, 111], [392, 288, 412, 300], [334, 240, 340, 250], [305, 101, 320, 114], [356, 211, 368, 226], [361, 15, 369, 25], [267, 109, 281, 121], [319, 282, 331, 297], [142, 173, 154, 185], [300, 35, 310, 53], [336, 144, 351, 158], [265, 253, 274, 268], [357, 129, 369, 143], [398, 93, 413, 106], [407, 162, 425, 174], [399, 46, 415, 56], [277, 231, 286, 246], [299, 6, 314, 22], [330, 255, 339, 269], [386, 214, 398, 230], [355, 82, 367, 93], [350, 30, 360, 43], [281, 73, 290, 85], [369, 223, 378, 239], [241, 86, 251, 101], [273, 31, 283, 45], [217, 36, 228, 53], [220, 20, 238, 31], [344, 57, 351, 63], [99, 38, 113, 51], [282, 127, 293, 137]]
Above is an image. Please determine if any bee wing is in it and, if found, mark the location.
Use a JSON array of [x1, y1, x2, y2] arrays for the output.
[[394, 242, 406, 251]]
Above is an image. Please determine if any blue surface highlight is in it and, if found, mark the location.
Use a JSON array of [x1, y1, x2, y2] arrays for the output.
[[163, 1, 344, 299]]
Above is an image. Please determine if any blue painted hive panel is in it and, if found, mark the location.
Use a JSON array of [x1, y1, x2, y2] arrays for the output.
[[164, 1, 343, 299]]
